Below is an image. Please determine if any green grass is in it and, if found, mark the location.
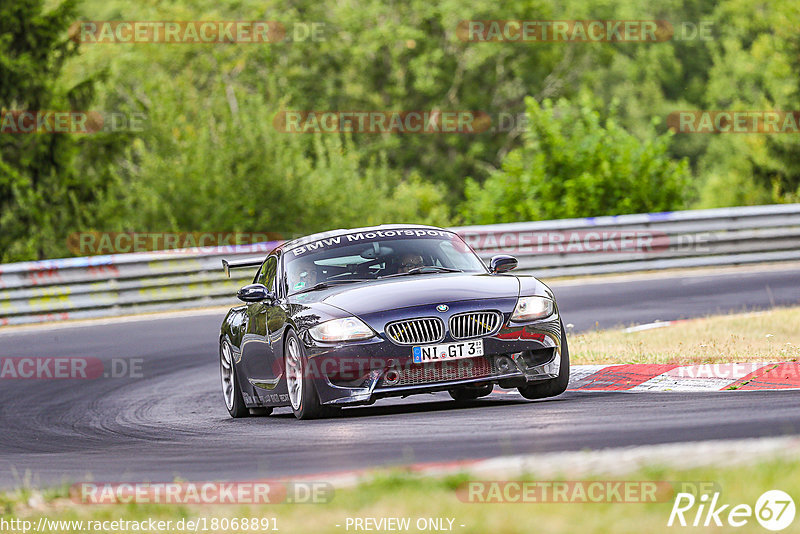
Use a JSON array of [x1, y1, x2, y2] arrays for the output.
[[571, 306, 800, 365], [4, 458, 800, 533]]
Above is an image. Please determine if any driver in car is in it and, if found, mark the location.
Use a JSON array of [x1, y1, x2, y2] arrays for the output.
[[289, 258, 318, 291], [397, 253, 424, 274]]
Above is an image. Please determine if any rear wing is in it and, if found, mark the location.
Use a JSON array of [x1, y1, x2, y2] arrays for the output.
[[221, 258, 263, 278]]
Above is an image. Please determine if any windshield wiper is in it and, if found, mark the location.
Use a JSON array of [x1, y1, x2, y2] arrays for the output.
[[380, 266, 463, 279], [291, 279, 370, 295]]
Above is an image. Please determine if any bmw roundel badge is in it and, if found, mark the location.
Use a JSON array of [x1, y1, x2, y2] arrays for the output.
[[436, 304, 449, 312]]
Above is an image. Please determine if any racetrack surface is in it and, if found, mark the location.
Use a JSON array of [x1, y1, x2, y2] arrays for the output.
[[0, 267, 799, 488]]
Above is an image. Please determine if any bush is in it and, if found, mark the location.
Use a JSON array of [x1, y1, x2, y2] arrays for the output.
[[462, 95, 691, 224]]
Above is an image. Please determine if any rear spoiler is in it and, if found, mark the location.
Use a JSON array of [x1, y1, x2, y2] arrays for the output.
[[221, 258, 263, 278]]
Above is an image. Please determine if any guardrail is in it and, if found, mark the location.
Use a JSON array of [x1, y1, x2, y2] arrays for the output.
[[1, 204, 799, 326], [454, 203, 800, 276]]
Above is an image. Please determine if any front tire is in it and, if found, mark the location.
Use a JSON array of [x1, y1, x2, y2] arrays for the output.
[[220, 339, 249, 418], [517, 321, 570, 400], [285, 330, 337, 420]]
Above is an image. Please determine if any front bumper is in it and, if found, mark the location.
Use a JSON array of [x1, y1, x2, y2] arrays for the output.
[[301, 308, 562, 406]]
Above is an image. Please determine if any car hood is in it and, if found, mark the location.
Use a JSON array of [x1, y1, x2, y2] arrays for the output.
[[294, 273, 520, 316]]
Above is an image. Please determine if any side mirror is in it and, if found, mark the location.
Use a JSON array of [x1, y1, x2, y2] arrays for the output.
[[237, 284, 274, 303], [489, 255, 518, 274]]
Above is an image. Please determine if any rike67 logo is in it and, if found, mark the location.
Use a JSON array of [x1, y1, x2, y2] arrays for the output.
[[668, 490, 795, 531]]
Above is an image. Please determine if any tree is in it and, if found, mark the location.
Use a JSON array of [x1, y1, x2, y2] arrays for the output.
[[0, 0, 125, 261], [696, 0, 800, 206], [104, 72, 451, 239], [462, 95, 690, 224]]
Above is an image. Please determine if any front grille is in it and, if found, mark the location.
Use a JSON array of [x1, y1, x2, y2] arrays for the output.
[[449, 311, 502, 340], [386, 317, 444, 345], [393, 357, 492, 386]]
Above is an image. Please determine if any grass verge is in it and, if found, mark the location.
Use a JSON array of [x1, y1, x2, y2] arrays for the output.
[[2, 458, 798, 534], [571, 306, 800, 365]]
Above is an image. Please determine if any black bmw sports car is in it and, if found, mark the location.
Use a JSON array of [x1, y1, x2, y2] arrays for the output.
[[219, 225, 569, 420]]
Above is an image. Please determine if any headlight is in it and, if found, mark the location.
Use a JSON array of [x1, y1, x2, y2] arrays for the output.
[[510, 296, 554, 322], [308, 317, 375, 343]]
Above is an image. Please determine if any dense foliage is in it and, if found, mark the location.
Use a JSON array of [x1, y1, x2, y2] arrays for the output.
[[1, 0, 798, 261], [463, 95, 690, 223], [0, 0, 125, 260]]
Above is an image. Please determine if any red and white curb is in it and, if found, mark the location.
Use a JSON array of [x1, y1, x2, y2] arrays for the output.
[[565, 363, 800, 391], [489, 363, 800, 393]]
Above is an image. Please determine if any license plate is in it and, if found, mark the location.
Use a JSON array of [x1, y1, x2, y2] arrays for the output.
[[412, 339, 484, 364]]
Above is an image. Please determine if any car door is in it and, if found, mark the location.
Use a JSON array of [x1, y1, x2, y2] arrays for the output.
[[262, 253, 288, 402], [240, 255, 281, 402]]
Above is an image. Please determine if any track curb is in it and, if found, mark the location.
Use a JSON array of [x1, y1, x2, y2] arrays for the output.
[[565, 363, 800, 391]]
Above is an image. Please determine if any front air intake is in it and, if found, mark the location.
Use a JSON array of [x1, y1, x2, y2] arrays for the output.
[[449, 311, 502, 340], [385, 317, 444, 345]]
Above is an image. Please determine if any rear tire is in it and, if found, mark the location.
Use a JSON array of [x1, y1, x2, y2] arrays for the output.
[[448, 383, 493, 401], [517, 321, 570, 400], [220, 339, 249, 418], [285, 330, 339, 420]]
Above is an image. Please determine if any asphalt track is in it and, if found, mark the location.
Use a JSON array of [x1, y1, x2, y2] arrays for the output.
[[0, 266, 799, 488]]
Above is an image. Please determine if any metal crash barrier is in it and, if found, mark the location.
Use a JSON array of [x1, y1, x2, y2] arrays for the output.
[[1, 204, 799, 326]]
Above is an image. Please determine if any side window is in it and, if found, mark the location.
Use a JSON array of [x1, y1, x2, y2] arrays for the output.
[[258, 256, 278, 292]]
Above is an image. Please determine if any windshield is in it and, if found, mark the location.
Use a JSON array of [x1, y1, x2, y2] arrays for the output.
[[283, 229, 486, 295]]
